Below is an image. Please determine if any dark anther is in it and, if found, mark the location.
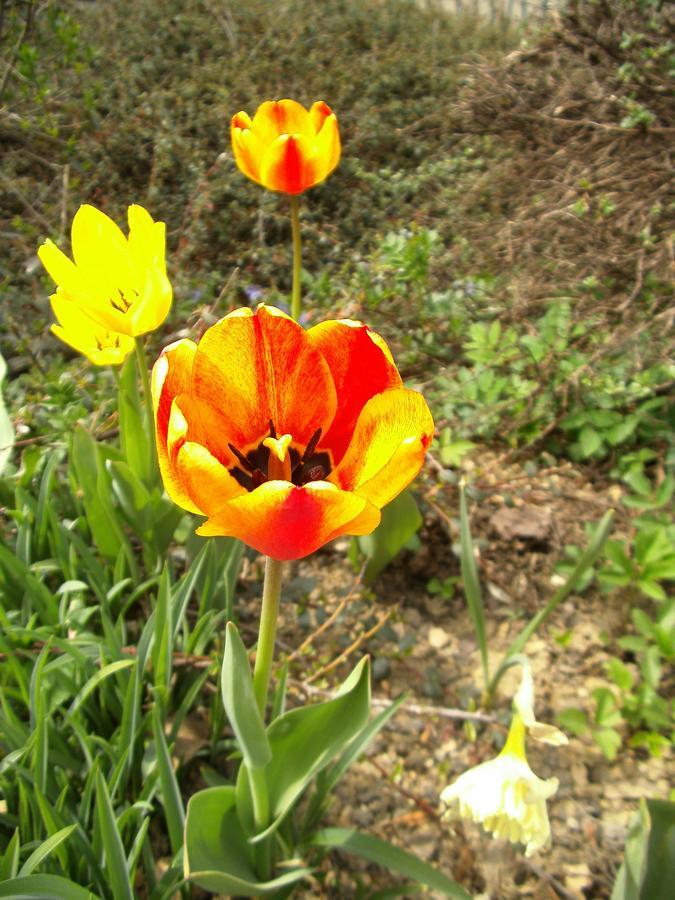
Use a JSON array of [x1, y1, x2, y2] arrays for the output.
[[228, 442, 254, 472], [269, 420, 276, 439], [251, 469, 267, 488], [304, 428, 322, 461], [306, 465, 325, 482]]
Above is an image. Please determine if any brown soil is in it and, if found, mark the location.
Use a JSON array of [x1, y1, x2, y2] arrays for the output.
[[243, 454, 673, 899]]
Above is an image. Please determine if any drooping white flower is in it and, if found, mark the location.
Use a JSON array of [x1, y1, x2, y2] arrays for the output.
[[441, 715, 559, 857]]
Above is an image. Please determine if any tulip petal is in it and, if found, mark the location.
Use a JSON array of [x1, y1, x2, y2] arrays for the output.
[[251, 99, 313, 145], [260, 134, 319, 194], [309, 101, 333, 135], [191, 304, 337, 454], [70, 204, 134, 295], [196, 480, 380, 560], [307, 320, 402, 464], [312, 112, 341, 182], [50, 294, 134, 366], [332, 389, 434, 506], [38, 239, 88, 295], [231, 125, 266, 185], [127, 205, 166, 274], [127, 268, 173, 336], [152, 339, 200, 512], [175, 441, 246, 516]]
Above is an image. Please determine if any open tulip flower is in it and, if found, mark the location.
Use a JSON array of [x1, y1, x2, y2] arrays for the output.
[[38, 204, 172, 364], [231, 99, 340, 194], [153, 304, 433, 560]]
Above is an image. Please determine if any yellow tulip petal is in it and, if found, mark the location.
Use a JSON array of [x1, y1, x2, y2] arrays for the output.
[[313, 112, 341, 182], [50, 296, 133, 366], [127, 268, 172, 336], [309, 101, 333, 135], [38, 239, 88, 295], [231, 126, 265, 184], [260, 134, 319, 194], [332, 389, 434, 503], [251, 99, 313, 144], [152, 339, 200, 513], [175, 441, 245, 516], [70, 205, 133, 292], [128, 205, 166, 274]]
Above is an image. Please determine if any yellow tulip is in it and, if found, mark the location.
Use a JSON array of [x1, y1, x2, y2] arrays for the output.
[[38, 204, 172, 364], [231, 99, 340, 194]]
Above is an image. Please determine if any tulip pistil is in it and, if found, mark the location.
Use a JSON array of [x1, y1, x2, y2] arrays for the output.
[[228, 424, 331, 491]]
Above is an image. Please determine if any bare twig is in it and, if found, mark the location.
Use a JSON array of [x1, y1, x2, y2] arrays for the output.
[[305, 609, 394, 684]]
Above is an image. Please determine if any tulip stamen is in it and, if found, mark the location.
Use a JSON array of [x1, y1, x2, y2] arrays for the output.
[[269, 420, 277, 439], [228, 442, 255, 473]]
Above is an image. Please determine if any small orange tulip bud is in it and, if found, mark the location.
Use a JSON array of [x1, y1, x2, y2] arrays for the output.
[[231, 99, 341, 194]]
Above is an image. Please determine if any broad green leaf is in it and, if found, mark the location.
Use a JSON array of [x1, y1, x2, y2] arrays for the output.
[[94, 769, 134, 900], [593, 727, 622, 761], [557, 707, 588, 736], [0, 874, 100, 899], [0, 351, 13, 475], [311, 828, 471, 898], [611, 798, 675, 900], [184, 786, 311, 896], [249, 656, 371, 841], [579, 425, 602, 458], [222, 622, 271, 771], [304, 692, 407, 834], [354, 489, 422, 583]]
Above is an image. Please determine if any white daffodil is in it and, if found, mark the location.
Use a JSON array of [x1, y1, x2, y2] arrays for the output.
[[441, 714, 559, 857]]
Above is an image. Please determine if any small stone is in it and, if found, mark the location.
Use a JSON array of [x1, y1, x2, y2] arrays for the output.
[[490, 505, 554, 543], [428, 626, 451, 649]]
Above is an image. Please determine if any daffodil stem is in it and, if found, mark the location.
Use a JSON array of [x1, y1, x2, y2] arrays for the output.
[[253, 556, 284, 718], [134, 337, 157, 485], [290, 195, 302, 321]]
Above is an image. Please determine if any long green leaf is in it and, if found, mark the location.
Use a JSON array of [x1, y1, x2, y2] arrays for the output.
[[459, 483, 488, 690], [18, 825, 77, 876], [68, 660, 135, 716], [94, 769, 134, 900], [0, 874, 100, 899], [152, 703, 185, 857], [311, 828, 471, 898], [222, 622, 271, 770]]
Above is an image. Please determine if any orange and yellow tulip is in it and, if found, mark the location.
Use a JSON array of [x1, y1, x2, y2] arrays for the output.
[[231, 99, 340, 195], [38, 204, 172, 364], [153, 305, 433, 560]]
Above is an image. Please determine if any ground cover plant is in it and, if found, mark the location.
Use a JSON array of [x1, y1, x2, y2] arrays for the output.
[[0, 0, 674, 897]]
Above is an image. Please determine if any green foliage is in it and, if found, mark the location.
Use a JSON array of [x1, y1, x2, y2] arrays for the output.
[[611, 798, 675, 900], [0, 354, 13, 476], [350, 489, 422, 583]]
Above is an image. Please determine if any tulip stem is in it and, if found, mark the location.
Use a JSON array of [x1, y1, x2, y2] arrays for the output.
[[290, 195, 302, 321], [253, 556, 284, 718], [134, 337, 158, 486]]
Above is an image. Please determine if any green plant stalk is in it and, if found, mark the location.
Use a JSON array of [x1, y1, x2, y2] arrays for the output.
[[134, 337, 158, 486], [487, 509, 615, 702], [459, 482, 489, 692], [249, 764, 271, 879], [252, 556, 284, 717], [290, 195, 302, 321]]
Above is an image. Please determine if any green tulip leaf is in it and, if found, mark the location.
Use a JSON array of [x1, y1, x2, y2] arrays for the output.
[[0, 873, 101, 898], [222, 622, 272, 771], [184, 786, 311, 896]]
